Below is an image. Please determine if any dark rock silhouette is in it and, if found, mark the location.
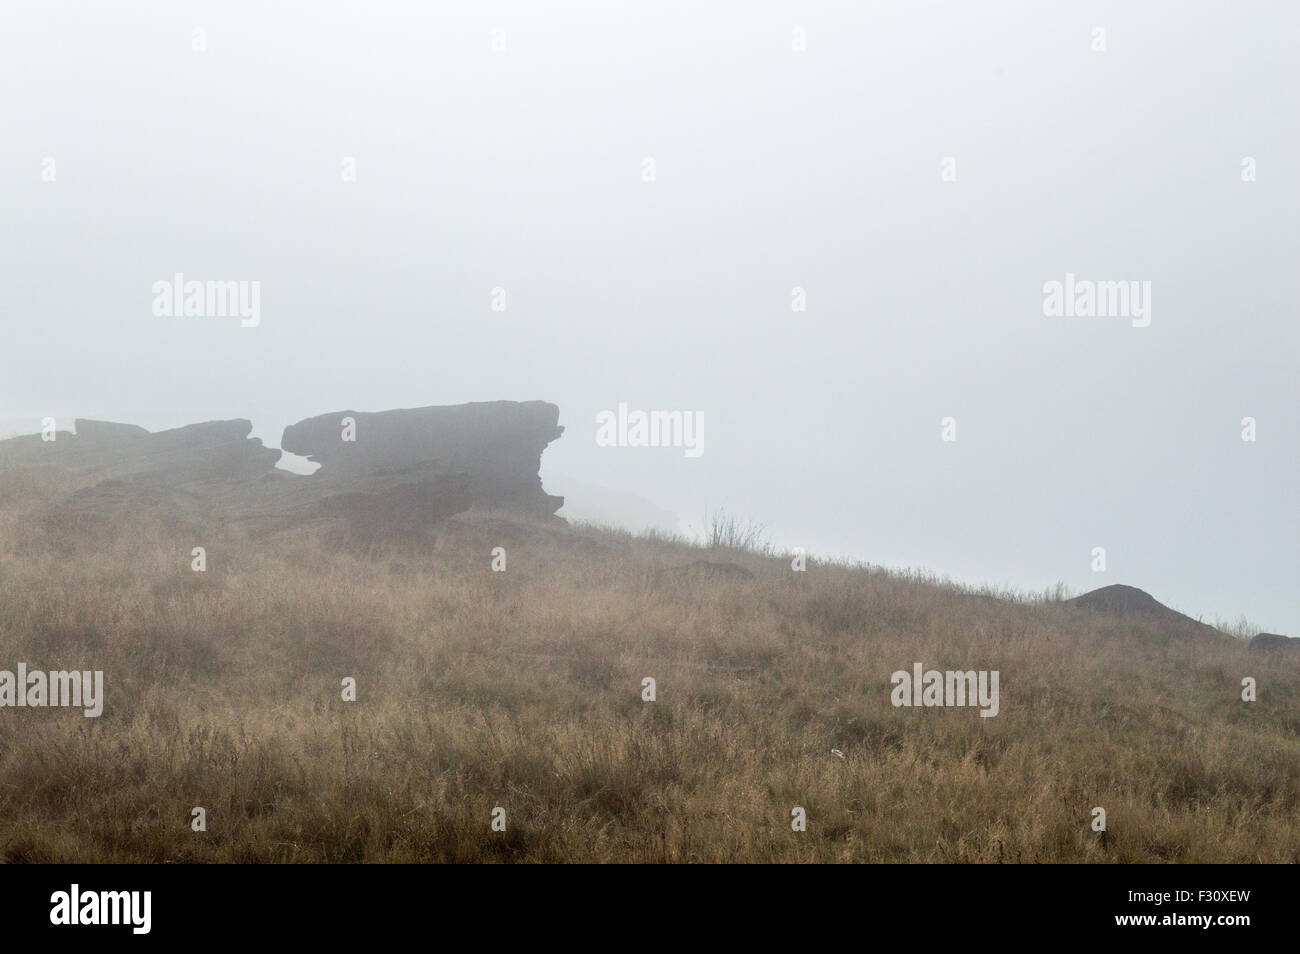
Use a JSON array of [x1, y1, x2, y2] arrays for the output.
[[1064, 584, 1222, 637], [1249, 632, 1296, 652], [0, 418, 281, 488], [0, 402, 564, 535], [280, 400, 564, 517], [74, 420, 151, 443], [309, 471, 474, 541]]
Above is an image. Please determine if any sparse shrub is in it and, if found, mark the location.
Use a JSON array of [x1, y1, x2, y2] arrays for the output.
[[703, 508, 770, 554]]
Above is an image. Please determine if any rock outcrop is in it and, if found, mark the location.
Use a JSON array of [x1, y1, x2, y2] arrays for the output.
[[0, 401, 565, 536], [1249, 632, 1296, 652], [0, 418, 281, 488], [280, 400, 564, 517], [1064, 584, 1223, 638]]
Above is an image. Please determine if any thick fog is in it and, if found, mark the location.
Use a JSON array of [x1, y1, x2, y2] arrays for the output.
[[2, 1, 1296, 633]]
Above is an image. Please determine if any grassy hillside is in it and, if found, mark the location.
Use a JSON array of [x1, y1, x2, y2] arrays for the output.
[[1, 473, 1297, 863]]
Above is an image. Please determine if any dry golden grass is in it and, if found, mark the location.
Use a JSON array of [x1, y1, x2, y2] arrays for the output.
[[0, 472, 1297, 863]]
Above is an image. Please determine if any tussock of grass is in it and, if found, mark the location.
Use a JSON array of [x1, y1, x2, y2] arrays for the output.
[[0, 476, 1296, 862]]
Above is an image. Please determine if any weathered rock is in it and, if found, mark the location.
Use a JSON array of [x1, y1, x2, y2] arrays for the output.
[[74, 420, 151, 443], [1064, 584, 1223, 638], [0, 418, 281, 487], [0, 402, 565, 537], [309, 469, 473, 541], [1249, 633, 1296, 652], [280, 400, 564, 517]]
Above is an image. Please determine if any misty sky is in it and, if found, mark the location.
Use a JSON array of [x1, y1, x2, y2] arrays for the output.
[[2, 1, 1296, 634]]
